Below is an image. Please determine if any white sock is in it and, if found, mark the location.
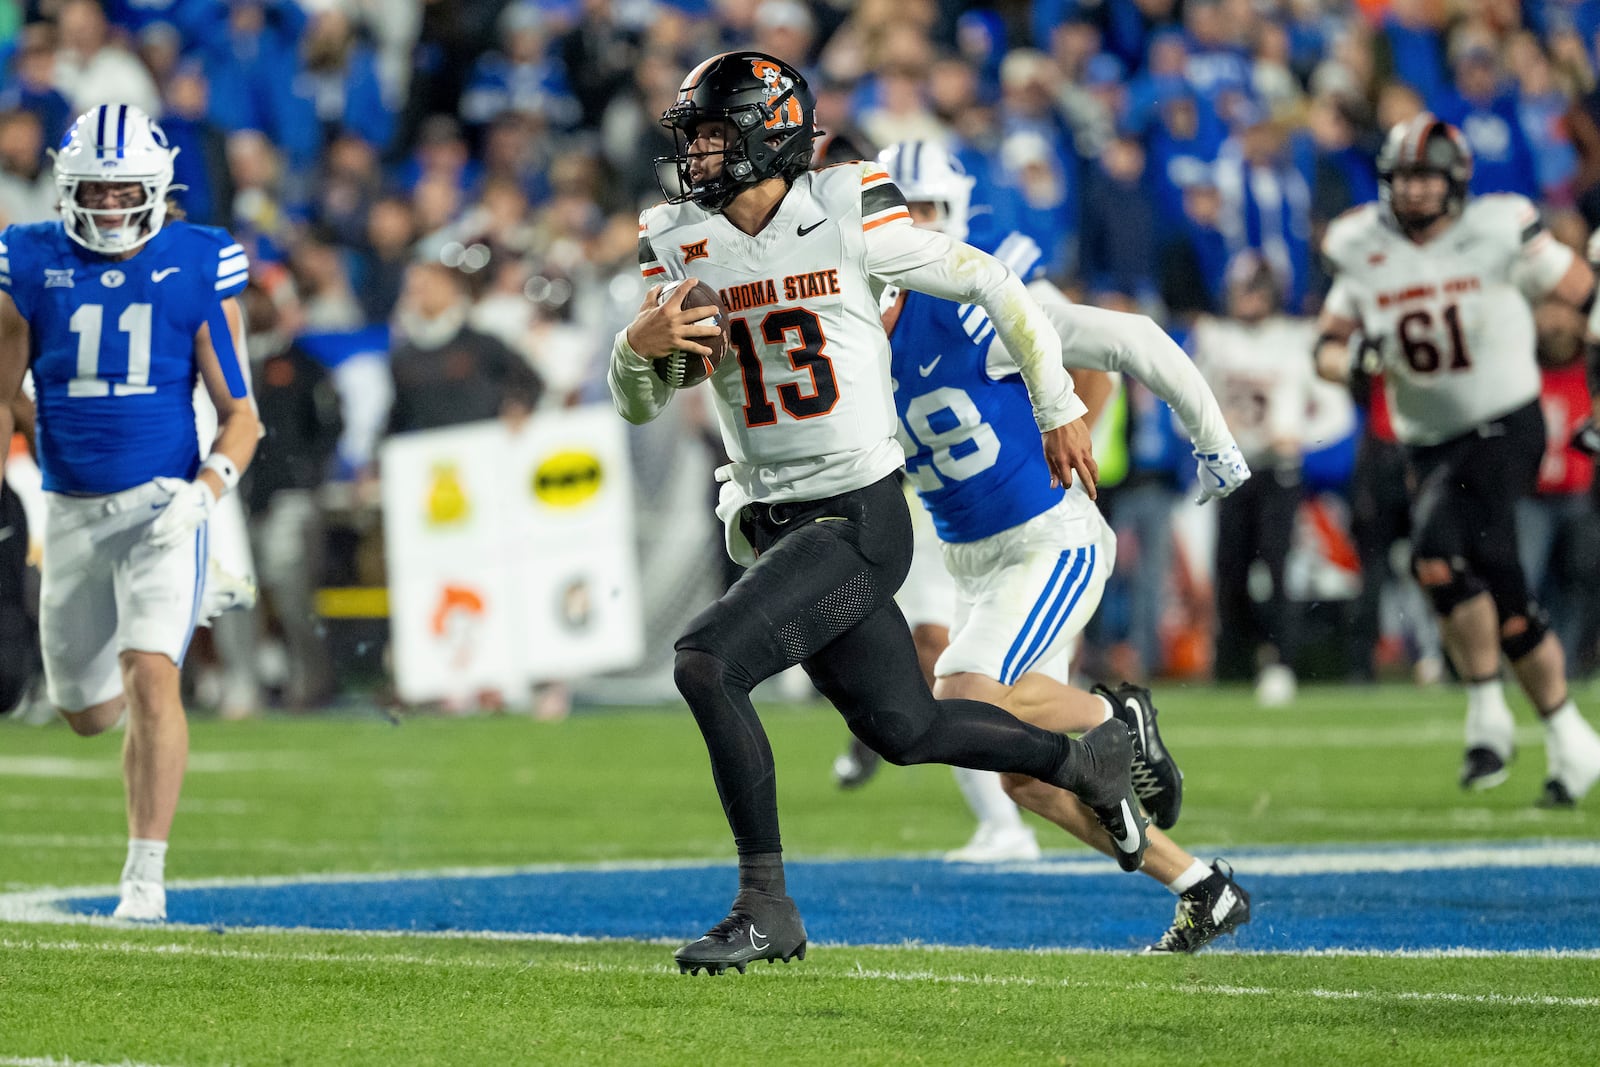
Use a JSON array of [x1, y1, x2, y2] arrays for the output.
[[1093, 695, 1113, 724], [951, 768, 1025, 830], [1464, 678, 1515, 757], [1545, 700, 1600, 782], [121, 838, 167, 886], [1167, 859, 1211, 895]]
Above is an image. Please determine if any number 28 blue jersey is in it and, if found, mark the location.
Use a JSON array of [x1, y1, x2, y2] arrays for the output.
[[889, 232, 1064, 543], [1, 219, 250, 495]]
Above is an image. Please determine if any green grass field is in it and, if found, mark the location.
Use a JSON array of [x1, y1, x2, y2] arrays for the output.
[[2, 684, 1597, 1066]]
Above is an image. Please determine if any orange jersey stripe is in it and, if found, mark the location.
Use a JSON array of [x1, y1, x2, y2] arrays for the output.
[[862, 210, 911, 231], [860, 170, 890, 184], [641, 266, 666, 277]]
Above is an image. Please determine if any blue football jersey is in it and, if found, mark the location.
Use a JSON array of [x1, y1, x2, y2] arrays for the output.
[[890, 231, 1064, 543], [1, 220, 250, 495]]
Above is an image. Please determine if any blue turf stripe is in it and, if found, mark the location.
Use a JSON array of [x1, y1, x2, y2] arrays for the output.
[[1009, 545, 1095, 681], [999, 551, 1072, 683]]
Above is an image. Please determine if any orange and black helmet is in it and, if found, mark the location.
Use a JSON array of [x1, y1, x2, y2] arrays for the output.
[[1376, 114, 1473, 232], [657, 51, 817, 210]]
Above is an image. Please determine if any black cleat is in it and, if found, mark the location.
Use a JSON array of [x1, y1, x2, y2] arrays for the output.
[[833, 736, 882, 790], [675, 890, 808, 976], [1460, 746, 1511, 792], [1064, 718, 1149, 872], [1144, 860, 1251, 954], [1096, 682, 1184, 830], [1535, 778, 1576, 809]]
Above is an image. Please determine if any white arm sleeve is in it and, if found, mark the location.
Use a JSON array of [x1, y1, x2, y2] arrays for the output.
[[1022, 282, 1235, 453], [867, 224, 1085, 430], [606, 328, 672, 425]]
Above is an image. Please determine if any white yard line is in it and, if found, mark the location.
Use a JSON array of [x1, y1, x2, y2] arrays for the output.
[[0, 1059, 175, 1067], [4, 937, 1597, 1007], [0, 753, 308, 780]]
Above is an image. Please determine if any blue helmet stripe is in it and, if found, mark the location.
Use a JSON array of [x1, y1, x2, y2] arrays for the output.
[[909, 141, 922, 184], [115, 104, 127, 159], [95, 105, 108, 158]]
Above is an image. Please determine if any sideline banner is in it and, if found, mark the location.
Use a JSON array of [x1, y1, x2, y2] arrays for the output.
[[380, 407, 644, 703]]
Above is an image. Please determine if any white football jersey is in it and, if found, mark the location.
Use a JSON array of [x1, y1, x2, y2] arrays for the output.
[[1189, 315, 1318, 464], [1322, 195, 1573, 446], [636, 162, 912, 502]]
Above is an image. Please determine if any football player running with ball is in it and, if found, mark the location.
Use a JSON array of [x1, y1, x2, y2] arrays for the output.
[[0, 105, 259, 920], [609, 52, 1146, 975], [1316, 114, 1600, 806]]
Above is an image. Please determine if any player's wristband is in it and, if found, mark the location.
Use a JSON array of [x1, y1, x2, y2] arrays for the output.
[[201, 453, 240, 495]]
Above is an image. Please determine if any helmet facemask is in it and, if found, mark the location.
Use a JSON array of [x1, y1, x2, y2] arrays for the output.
[[1377, 116, 1472, 238], [52, 104, 177, 255]]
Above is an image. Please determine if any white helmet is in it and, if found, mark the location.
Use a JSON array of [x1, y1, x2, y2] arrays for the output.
[[877, 140, 976, 241], [53, 104, 177, 255]]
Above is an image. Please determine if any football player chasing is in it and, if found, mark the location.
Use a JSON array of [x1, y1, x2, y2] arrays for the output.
[[1316, 115, 1600, 806], [609, 52, 1147, 975], [871, 140, 1252, 952], [0, 105, 259, 920]]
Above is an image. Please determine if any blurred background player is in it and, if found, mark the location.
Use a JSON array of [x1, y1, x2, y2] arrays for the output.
[[1317, 114, 1600, 807], [1190, 250, 1318, 707], [0, 104, 258, 919], [869, 138, 1253, 951], [611, 52, 1144, 976]]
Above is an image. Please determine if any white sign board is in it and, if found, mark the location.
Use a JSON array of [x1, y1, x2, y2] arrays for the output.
[[380, 407, 644, 703]]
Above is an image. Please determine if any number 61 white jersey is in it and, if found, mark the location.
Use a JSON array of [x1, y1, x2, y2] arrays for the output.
[[1321, 194, 1573, 446], [2, 218, 250, 494]]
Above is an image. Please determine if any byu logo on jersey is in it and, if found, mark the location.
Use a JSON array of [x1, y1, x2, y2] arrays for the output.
[[101, 270, 125, 288]]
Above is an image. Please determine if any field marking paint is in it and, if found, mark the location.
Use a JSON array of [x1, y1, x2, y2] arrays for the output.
[[1006, 841, 1600, 877], [0, 753, 306, 780], [5, 937, 1598, 1009], [0, 1057, 181, 1067]]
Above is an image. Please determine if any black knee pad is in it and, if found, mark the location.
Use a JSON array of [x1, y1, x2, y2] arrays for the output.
[[1412, 556, 1483, 616], [1499, 604, 1551, 662]]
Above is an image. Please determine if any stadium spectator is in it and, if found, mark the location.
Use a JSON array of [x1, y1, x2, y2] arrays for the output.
[[0, 109, 55, 226], [160, 64, 232, 228], [52, 0, 162, 116], [385, 261, 542, 436], [1214, 100, 1313, 313], [352, 194, 416, 325], [1079, 135, 1158, 305], [0, 29, 72, 147], [1434, 40, 1540, 199], [459, 1, 580, 135], [1377, 0, 1449, 109]]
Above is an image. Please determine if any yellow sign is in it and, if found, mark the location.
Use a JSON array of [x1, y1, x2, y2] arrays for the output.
[[533, 450, 603, 508], [426, 462, 470, 525]]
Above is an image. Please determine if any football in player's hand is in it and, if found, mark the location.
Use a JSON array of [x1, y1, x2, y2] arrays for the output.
[[651, 280, 728, 389]]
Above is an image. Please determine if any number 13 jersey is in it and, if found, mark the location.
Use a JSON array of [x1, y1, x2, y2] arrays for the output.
[[637, 162, 923, 503], [2, 219, 249, 495], [1321, 194, 1573, 446]]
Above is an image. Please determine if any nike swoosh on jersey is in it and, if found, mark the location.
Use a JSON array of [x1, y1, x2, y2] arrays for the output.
[[796, 219, 827, 237], [151, 267, 181, 282], [918, 355, 942, 376]]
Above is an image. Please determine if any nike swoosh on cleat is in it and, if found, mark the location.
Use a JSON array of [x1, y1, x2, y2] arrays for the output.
[[1111, 798, 1140, 853], [1124, 698, 1149, 755], [1212, 887, 1238, 925], [749, 924, 770, 951]]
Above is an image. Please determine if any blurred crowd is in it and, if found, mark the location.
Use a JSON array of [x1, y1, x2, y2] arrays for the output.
[[3, 0, 1599, 709]]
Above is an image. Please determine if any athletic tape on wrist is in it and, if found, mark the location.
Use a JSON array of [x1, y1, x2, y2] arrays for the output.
[[201, 453, 240, 494]]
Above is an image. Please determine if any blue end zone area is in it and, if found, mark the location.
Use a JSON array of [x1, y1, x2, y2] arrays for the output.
[[56, 845, 1600, 953]]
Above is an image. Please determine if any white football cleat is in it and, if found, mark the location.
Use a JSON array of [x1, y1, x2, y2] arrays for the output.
[[1255, 664, 1297, 709], [112, 879, 166, 921], [944, 822, 1042, 864], [200, 559, 257, 623]]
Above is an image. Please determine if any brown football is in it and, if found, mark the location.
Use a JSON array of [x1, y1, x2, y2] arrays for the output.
[[651, 280, 729, 389]]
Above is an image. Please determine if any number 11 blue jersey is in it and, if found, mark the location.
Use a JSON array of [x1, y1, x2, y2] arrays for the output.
[[1, 219, 250, 495]]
